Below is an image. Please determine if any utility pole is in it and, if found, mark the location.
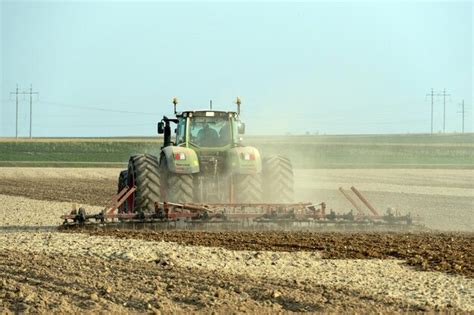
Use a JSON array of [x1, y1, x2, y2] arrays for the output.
[[441, 89, 450, 133], [9, 85, 20, 138], [426, 89, 451, 134], [458, 100, 465, 133], [428, 88, 434, 134], [9, 84, 39, 139], [26, 85, 39, 139], [426, 88, 440, 134]]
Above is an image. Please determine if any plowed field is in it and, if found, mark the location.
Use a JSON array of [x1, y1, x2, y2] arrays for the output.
[[79, 230, 473, 277], [0, 167, 473, 313]]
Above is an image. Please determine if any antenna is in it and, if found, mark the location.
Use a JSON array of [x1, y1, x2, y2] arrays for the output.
[[235, 97, 241, 115], [210, 99, 213, 110], [172, 97, 178, 114]]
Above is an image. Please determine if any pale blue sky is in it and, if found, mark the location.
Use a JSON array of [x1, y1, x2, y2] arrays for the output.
[[1, 1, 472, 136]]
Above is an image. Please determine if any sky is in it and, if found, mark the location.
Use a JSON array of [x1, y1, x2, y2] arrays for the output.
[[0, 0, 472, 137]]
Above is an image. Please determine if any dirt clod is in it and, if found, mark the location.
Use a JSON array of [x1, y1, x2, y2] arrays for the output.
[[90, 293, 99, 301]]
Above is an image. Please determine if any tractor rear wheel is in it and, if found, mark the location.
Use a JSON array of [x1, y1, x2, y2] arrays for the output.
[[127, 154, 161, 212], [262, 155, 294, 203], [159, 155, 195, 203], [232, 174, 263, 203], [117, 169, 128, 213]]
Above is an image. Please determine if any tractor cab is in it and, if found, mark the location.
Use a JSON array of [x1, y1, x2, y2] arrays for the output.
[[177, 110, 243, 148], [158, 98, 245, 149]]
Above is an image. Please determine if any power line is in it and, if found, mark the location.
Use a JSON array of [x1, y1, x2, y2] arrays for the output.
[[34, 123, 150, 129], [38, 100, 160, 115]]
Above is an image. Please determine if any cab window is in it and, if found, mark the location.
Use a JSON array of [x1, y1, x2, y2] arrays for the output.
[[189, 116, 231, 147], [176, 118, 186, 145]]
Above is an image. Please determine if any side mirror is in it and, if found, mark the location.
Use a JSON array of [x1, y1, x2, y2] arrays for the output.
[[157, 122, 164, 134], [238, 122, 245, 134]]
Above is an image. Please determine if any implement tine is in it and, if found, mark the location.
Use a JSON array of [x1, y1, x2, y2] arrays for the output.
[[104, 186, 129, 211], [104, 186, 136, 216], [350, 186, 379, 216], [114, 186, 136, 214], [338, 187, 365, 215], [103, 186, 128, 215]]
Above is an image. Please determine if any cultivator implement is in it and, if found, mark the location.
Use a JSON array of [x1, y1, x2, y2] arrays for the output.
[[60, 186, 420, 231]]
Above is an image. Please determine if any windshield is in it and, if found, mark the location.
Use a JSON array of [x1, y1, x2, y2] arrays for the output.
[[189, 116, 232, 147]]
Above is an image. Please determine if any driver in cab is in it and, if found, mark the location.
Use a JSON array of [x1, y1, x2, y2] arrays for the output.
[[197, 122, 219, 146]]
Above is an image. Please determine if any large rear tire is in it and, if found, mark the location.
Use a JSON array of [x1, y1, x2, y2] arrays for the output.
[[232, 174, 263, 203], [262, 155, 294, 203], [127, 154, 161, 212], [159, 155, 195, 204]]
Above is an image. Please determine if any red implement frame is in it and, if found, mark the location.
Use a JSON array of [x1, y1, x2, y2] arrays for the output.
[[60, 186, 415, 228]]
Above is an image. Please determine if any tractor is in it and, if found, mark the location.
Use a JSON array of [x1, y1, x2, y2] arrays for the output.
[[118, 97, 294, 213]]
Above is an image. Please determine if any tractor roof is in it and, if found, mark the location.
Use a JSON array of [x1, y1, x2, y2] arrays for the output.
[[177, 110, 238, 118]]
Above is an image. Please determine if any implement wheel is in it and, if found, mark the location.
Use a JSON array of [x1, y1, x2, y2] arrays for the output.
[[262, 155, 294, 203], [127, 154, 161, 212], [232, 174, 263, 203]]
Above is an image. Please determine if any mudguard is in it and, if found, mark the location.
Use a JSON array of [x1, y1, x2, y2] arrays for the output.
[[162, 146, 200, 174], [227, 146, 262, 175]]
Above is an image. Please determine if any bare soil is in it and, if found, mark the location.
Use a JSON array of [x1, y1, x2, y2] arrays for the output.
[[0, 250, 433, 314], [0, 167, 473, 313], [0, 178, 114, 206], [76, 229, 474, 278]]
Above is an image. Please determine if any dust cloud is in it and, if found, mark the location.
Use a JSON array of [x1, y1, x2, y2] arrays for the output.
[[245, 134, 473, 232]]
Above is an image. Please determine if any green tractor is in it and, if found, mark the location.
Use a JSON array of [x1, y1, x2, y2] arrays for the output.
[[118, 98, 294, 212]]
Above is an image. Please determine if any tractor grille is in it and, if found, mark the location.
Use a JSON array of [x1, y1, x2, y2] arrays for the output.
[[197, 152, 227, 176]]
